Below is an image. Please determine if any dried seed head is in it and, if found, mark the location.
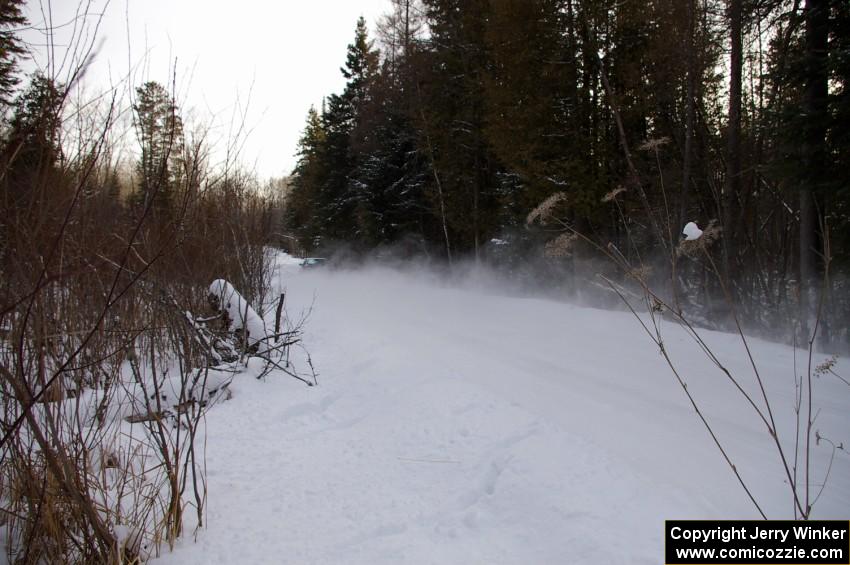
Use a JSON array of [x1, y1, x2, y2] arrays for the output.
[[527, 192, 568, 225], [627, 264, 653, 283], [602, 186, 627, 203], [544, 232, 578, 258], [814, 355, 836, 376], [638, 137, 671, 152]]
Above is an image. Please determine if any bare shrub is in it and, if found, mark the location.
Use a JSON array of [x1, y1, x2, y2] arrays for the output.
[[0, 12, 291, 563]]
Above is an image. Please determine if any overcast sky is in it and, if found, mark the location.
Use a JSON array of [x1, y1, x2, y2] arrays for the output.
[[22, 0, 392, 179]]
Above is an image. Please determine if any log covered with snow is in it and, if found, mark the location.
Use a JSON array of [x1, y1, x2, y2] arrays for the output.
[[208, 279, 269, 354]]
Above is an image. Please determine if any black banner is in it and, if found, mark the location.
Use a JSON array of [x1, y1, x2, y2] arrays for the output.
[[665, 520, 850, 564]]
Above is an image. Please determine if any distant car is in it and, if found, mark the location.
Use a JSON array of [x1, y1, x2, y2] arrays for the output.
[[300, 257, 327, 269]]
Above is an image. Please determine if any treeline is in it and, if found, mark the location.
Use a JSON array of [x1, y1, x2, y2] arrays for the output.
[[285, 0, 849, 344]]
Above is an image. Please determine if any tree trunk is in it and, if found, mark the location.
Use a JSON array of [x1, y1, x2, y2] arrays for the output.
[[680, 0, 696, 229], [799, 0, 828, 343], [725, 0, 743, 285]]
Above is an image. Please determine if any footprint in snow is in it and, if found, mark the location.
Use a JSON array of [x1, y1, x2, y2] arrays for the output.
[[457, 455, 514, 510]]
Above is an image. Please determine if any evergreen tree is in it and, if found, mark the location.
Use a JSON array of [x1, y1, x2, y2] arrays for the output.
[[483, 0, 588, 224], [3, 73, 64, 191], [288, 18, 380, 249], [0, 73, 64, 268], [286, 106, 327, 249], [0, 0, 26, 108], [829, 0, 850, 259], [132, 81, 184, 217], [342, 17, 380, 113], [349, 61, 430, 246], [317, 92, 357, 242], [420, 0, 500, 257]]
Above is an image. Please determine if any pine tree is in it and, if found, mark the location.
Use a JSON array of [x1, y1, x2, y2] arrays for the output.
[[132, 81, 184, 217], [286, 106, 327, 249], [304, 18, 380, 247], [3, 73, 64, 190], [483, 1, 582, 222], [342, 17, 380, 113], [0, 0, 26, 108], [0, 73, 64, 268], [420, 0, 500, 257], [829, 0, 850, 259], [349, 63, 430, 246]]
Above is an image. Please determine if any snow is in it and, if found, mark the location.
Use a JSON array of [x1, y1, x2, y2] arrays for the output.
[[209, 279, 269, 353], [682, 221, 703, 241], [156, 255, 850, 565]]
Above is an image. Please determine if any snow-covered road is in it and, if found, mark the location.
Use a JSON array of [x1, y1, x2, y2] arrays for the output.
[[157, 257, 850, 564]]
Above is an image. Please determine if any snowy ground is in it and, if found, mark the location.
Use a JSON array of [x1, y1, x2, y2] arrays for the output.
[[156, 254, 850, 565]]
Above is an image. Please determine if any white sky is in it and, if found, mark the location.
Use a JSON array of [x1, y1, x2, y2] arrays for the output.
[[22, 0, 392, 179]]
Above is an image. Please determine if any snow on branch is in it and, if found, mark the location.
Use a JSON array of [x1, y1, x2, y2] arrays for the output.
[[208, 279, 269, 355]]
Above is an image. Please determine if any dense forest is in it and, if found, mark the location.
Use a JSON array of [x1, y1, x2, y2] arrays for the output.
[[284, 0, 849, 348]]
